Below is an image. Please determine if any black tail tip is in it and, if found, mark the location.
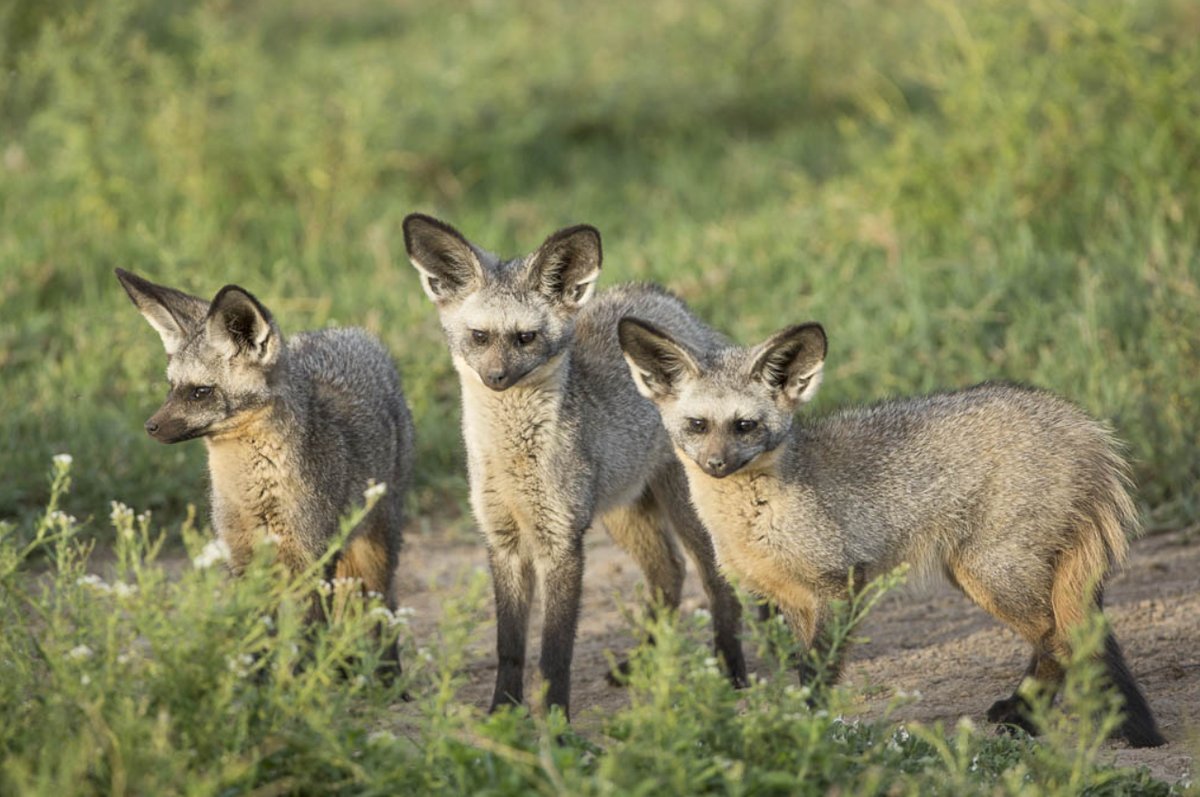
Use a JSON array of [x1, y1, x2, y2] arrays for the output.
[[1120, 717, 1167, 748]]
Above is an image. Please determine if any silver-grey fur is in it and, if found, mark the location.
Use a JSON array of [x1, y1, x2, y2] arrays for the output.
[[619, 317, 1164, 747], [403, 214, 746, 719], [115, 269, 415, 675]]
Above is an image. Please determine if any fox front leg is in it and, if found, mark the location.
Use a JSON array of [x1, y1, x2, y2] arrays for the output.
[[775, 589, 842, 691], [534, 532, 586, 720], [487, 538, 535, 711]]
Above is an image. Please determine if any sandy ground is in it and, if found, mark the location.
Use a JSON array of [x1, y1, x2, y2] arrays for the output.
[[397, 524, 1199, 785]]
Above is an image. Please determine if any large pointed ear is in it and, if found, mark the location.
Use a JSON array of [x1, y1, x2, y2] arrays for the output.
[[749, 323, 827, 407], [402, 213, 484, 304], [115, 268, 208, 356], [618, 317, 701, 402], [526, 224, 602, 308], [205, 285, 280, 365]]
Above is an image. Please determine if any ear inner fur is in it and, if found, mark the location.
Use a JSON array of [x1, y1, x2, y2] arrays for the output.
[[402, 213, 484, 302], [617, 317, 700, 399], [526, 224, 602, 307]]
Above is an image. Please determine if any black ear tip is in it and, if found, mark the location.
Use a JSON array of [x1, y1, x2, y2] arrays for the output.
[[402, 213, 427, 231], [212, 284, 246, 302], [209, 283, 270, 316], [618, 317, 669, 349], [402, 213, 465, 250]]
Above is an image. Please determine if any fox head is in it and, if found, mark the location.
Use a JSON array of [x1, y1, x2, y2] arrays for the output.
[[618, 318, 827, 478], [115, 269, 283, 443], [403, 213, 602, 392]]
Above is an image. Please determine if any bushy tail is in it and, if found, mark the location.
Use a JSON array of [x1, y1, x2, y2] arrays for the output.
[[1051, 426, 1163, 747], [1050, 429, 1135, 630]]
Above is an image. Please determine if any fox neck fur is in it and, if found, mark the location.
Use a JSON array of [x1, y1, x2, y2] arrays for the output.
[[203, 395, 308, 573], [675, 442, 849, 593]]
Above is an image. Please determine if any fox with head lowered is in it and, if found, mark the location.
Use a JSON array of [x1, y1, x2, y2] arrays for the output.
[[619, 316, 1164, 748], [403, 214, 747, 719]]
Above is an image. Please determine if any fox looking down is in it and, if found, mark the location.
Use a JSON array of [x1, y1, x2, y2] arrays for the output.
[[115, 269, 415, 675], [618, 317, 1164, 748], [403, 214, 747, 719]]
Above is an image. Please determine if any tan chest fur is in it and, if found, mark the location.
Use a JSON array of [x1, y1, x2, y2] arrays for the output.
[[205, 413, 304, 569], [681, 454, 823, 601], [457, 357, 574, 548]]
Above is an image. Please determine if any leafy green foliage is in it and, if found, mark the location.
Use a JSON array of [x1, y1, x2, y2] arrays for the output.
[[0, 460, 1183, 794]]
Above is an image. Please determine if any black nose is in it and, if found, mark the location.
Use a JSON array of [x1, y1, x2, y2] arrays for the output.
[[144, 420, 159, 434], [706, 456, 726, 474], [486, 370, 507, 387]]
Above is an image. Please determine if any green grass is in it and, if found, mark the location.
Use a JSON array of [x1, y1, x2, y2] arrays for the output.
[[1, 0, 1197, 792], [0, 463, 1186, 794]]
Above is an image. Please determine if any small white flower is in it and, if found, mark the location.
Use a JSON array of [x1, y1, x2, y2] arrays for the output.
[[366, 590, 384, 601], [193, 539, 231, 569], [68, 644, 94, 661], [367, 730, 396, 745], [317, 580, 333, 595], [76, 574, 110, 593], [368, 606, 395, 624], [354, 675, 368, 687], [394, 606, 415, 618], [111, 581, 137, 599], [117, 653, 131, 666], [703, 656, 720, 671], [80, 674, 91, 685], [227, 653, 256, 677], [363, 481, 387, 501], [53, 453, 73, 467], [49, 510, 77, 526], [969, 754, 980, 772], [692, 607, 711, 621], [260, 615, 274, 629], [956, 716, 975, 732], [417, 647, 434, 663], [110, 501, 133, 526]]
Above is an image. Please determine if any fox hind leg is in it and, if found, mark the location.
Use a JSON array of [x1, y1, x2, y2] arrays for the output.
[[601, 494, 686, 684]]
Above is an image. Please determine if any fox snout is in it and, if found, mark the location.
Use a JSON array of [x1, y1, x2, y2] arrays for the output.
[[144, 408, 203, 444], [697, 441, 747, 479], [476, 350, 526, 391], [483, 367, 515, 391]]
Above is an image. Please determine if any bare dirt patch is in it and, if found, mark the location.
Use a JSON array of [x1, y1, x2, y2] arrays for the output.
[[398, 525, 1199, 784]]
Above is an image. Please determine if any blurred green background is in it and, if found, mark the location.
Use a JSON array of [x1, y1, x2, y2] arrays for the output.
[[1, 0, 1197, 537]]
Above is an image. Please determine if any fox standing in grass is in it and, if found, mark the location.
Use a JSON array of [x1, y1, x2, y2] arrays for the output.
[[115, 269, 415, 671], [619, 318, 1165, 747], [403, 214, 746, 719]]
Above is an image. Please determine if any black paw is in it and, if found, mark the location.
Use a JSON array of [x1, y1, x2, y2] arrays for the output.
[[987, 696, 1038, 736]]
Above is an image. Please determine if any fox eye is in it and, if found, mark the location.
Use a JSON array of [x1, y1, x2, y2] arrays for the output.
[[470, 330, 490, 346], [734, 419, 758, 434], [190, 386, 213, 401], [515, 331, 537, 347], [686, 418, 709, 434]]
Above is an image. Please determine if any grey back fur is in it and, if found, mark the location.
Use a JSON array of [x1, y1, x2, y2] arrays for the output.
[[115, 269, 414, 629], [619, 317, 1163, 747]]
